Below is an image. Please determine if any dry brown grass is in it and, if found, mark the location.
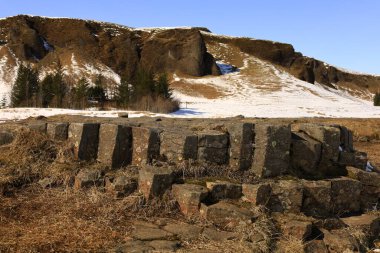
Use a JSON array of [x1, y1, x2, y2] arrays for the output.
[[275, 236, 305, 253], [170, 80, 225, 99]]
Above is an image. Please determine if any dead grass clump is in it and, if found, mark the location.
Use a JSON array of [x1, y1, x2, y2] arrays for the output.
[[276, 236, 305, 253], [129, 95, 180, 113], [0, 128, 59, 186], [0, 185, 130, 252], [123, 191, 181, 220]]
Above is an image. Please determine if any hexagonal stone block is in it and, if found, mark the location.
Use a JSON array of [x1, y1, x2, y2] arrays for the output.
[[242, 183, 272, 206], [160, 130, 198, 162], [97, 124, 132, 168], [206, 181, 242, 202], [268, 180, 303, 213], [47, 122, 69, 141], [330, 177, 362, 214], [198, 131, 229, 165], [297, 124, 343, 176], [290, 132, 322, 177], [252, 124, 291, 178], [74, 169, 103, 190], [226, 123, 255, 171], [131, 127, 160, 166], [203, 202, 254, 227], [138, 165, 174, 199], [68, 123, 100, 161], [301, 180, 331, 217], [172, 184, 208, 216]]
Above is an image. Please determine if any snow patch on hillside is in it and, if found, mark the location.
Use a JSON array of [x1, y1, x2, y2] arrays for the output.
[[171, 56, 380, 118], [0, 46, 19, 105]]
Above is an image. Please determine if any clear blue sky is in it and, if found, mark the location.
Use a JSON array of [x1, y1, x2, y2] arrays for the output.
[[1, 0, 379, 75]]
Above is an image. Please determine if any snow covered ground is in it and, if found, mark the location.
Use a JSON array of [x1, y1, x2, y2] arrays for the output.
[[171, 56, 380, 118], [1, 55, 380, 122]]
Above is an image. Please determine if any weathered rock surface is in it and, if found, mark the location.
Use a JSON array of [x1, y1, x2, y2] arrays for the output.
[[205, 181, 242, 202], [74, 169, 103, 189], [268, 180, 303, 213], [105, 175, 137, 198], [198, 131, 229, 165], [68, 123, 100, 161], [202, 202, 254, 227], [131, 127, 160, 166], [301, 180, 331, 217], [138, 165, 174, 199], [47, 122, 69, 141], [172, 183, 208, 216], [226, 123, 255, 171], [242, 183, 272, 206], [252, 124, 291, 178], [330, 177, 362, 214], [290, 132, 322, 177], [347, 167, 380, 211], [297, 124, 345, 176], [0, 131, 14, 146], [97, 124, 132, 168], [160, 130, 198, 163], [322, 229, 360, 253]]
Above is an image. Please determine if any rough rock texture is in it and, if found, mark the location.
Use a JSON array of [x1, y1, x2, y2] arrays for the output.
[[252, 124, 291, 178], [347, 167, 380, 211], [0, 15, 219, 86], [206, 181, 242, 202], [226, 123, 255, 171], [202, 202, 254, 227], [275, 214, 313, 241], [290, 132, 322, 177], [0, 131, 14, 146], [301, 180, 331, 217], [74, 169, 103, 189], [131, 127, 160, 166], [105, 175, 137, 198], [160, 129, 198, 163], [322, 229, 360, 253], [198, 131, 229, 165], [47, 122, 69, 141], [330, 177, 362, 214], [172, 184, 208, 216], [268, 180, 303, 213], [68, 123, 100, 161], [242, 183, 272, 206], [341, 214, 380, 240], [28, 121, 47, 133], [138, 165, 174, 199], [297, 124, 345, 176], [204, 33, 380, 93], [97, 124, 132, 168], [139, 29, 220, 76]]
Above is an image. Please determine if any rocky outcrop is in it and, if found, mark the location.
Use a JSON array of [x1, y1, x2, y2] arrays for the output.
[[203, 33, 380, 92], [0, 15, 220, 84]]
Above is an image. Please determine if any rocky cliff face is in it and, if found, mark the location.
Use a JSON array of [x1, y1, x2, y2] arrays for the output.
[[203, 33, 380, 93], [0, 15, 220, 85], [0, 15, 379, 101]]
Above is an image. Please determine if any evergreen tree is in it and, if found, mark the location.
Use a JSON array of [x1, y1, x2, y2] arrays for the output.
[[87, 75, 106, 104], [117, 76, 131, 108], [374, 92, 380, 106], [74, 77, 89, 109], [156, 73, 172, 99], [11, 64, 39, 107], [132, 68, 155, 100], [51, 68, 66, 107], [40, 74, 55, 107]]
